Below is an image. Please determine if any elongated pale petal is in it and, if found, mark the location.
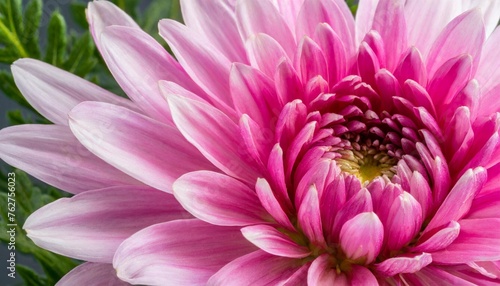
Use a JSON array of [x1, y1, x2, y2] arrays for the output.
[[173, 171, 266, 226], [69, 101, 215, 193], [246, 33, 290, 79], [241, 224, 311, 258], [255, 178, 295, 231], [168, 94, 260, 183], [236, 0, 296, 58], [375, 253, 432, 276], [0, 124, 140, 194], [114, 220, 256, 286], [340, 212, 384, 264], [432, 218, 500, 263], [56, 263, 128, 286], [355, 0, 379, 44], [207, 250, 307, 286], [426, 9, 485, 77], [100, 26, 199, 123], [180, 0, 246, 62], [11, 59, 139, 125], [25, 186, 190, 263], [87, 1, 139, 51], [425, 168, 487, 233], [159, 19, 234, 112], [477, 28, 500, 95], [298, 185, 325, 246], [314, 23, 348, 85]]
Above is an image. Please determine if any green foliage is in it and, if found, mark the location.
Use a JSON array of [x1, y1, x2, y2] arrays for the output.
[[346, 0, 358, 15]]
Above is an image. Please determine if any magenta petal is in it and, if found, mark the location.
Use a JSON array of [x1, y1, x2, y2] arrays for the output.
[[255, 178, 295, 231], [24, 186, 189, 263], [241, 224, 311, 258], [412, 221, 460, 253], [385, 192, 423, 251], [425, 167, 487, 233], [331, 188, 373, 240], [308, 254, 348, 285], [340, 212, 384, 264], [11, 59, 139, 125], [394, 47, 427, 87], [113, 220, 256, 285], [375, 253, 432, 276], [246, 33, 289, 79], [168, 95, 260, 184], [173, 171, 266, 226], [432, 218, 500, 264], [207, 250, 307, 286], [297, 185, 326, 247], [56, 263, 128, 286], [69, 102, 215, 193], [349, 265, 379, 285], [0, 124, 140, 194], [297, 36, 328, 84], [314, 23, 348, 85]]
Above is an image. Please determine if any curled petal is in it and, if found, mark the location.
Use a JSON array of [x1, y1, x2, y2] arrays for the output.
[[375, 253, 432, 276], [340, 212, 384, 264]]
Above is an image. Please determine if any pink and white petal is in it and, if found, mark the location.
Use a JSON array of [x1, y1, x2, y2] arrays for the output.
[[86, 1, 139, 51], [180, 0, 247, 62], [339, 212, 384, 264], [69, 101, 215, 193], [467, 0, 500, 37], [349, 265, 379, 285], [384, 192, 423, 251], [394, 47, 427, 87], [374, 253, 432, 276], [56, 263, 128, 286], [371, 0, 408, 71], [426, 9, 485, 77], [314, 23, 348, 86], [168, 95, 260, 184], [11, 59, 139, 125], [271, 0, 305, 33], [330, 188, 373, 240], [241, 224, 311, 258], [355, 0, 379, 44], [297, 185, 325, 247], [24, 186, 190, 263], [477, 28, 500, 95], [255, 178, 295, 231], [113, 220, 256, 286], [100, 26, 199, 124], [236, 0, 296, 58], [424, 167, 487, 233], [0, 124, 140, 194], [406, 266, 478, 286], [246, 33, 290, 79], [411, 221, 460, 253], [207, 250, 307, 286], [282, 262, 311, 285], [173, 171, 266, 226], [159, 20, 235, 113], [432, 218, 500, 264], [308, 254, 349, 285]]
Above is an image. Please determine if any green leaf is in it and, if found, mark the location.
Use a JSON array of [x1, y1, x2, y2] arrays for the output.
[[63, 32, 97, 77], [7, 110, 30, 125], [21, 0, 42, 58], [346, 0, 358, 15], [45, 11, 67, 66], [113, 0, 139, 19], [17, 265, 49, 286], [0, 71, 34, 111], [69, 1, 89, 29], [0, 0, 29, 58], [141, 0, 181, 43]]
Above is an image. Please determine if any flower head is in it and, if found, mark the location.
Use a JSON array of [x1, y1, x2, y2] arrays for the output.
[[2, 0, 500, 285]]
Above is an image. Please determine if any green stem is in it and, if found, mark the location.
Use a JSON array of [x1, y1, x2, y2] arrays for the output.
[[0, 21, 28, 58]]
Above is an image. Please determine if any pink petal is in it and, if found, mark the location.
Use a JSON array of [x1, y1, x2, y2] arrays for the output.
[[274, 60, 304, 106], [349, 265, 379, 285], [375, 253, 432, 276], [113, 220, 256, 285], [266, 144, 293, 212], [24, 186, 189, 263], [385, 192, 423, 251], [355, 0, 379, 44], [371, 0, 408, 70], [477, 28, 500, 95], [272, 0, 305, 33], [340, 212, 384, 264], [69, 101, 215, 193], [308, 254, 349, 285], [411, 221, 460, 252], [426, 9, 485, 78], [255, 178, 295, 231], [394, 47, 427, 87], [246, 33, 290, 79], [236, 0, 296, 58], [241, 224, 311, 258], [0, 124, 140, 194], [432, 218, 500, 264], [100, 25, 198, 124], [314, 23, 348, 85], [11, 59, 139, 125], [168, 95, 260, 184], [297, 185, 326, 247], [405, 265, 479, 286], [86, 1, 139, 51], [159, 20, 234, 113], [207, 250, 307, 286], [56, 263, 128, 286], [330, 188, 373, 240], [296, 36, 328, 84], [180, 0, 246, 62], [239, 114, 271, 171], [424, 167, 487, 234], [173, 171, 266, 226]]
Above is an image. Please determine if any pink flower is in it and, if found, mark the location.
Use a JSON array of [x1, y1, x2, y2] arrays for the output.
[[1, 0, 500, 284]]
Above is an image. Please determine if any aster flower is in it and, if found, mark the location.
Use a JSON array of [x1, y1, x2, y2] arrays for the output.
[[1, 0, 500, 284]]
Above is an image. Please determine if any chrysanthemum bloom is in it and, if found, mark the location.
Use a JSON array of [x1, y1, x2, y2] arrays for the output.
[[2, 0, 500, 284]]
